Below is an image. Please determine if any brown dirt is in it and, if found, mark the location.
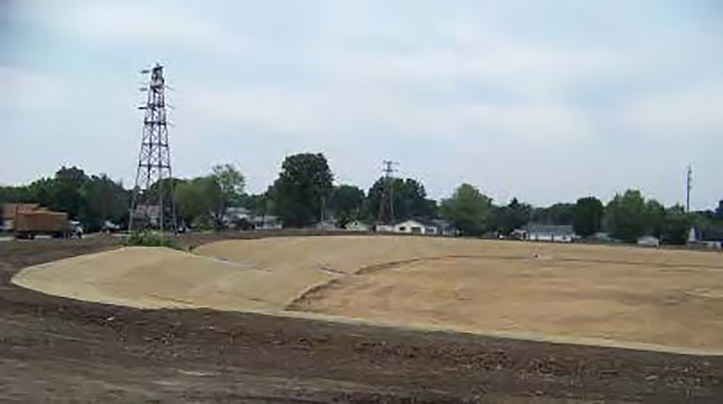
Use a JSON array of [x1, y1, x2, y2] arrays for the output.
[[1, 233, 723, 402], [18, 235, 723, 351]]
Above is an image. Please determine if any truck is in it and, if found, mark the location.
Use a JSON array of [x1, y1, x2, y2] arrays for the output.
[[14, 210, 81, 239]]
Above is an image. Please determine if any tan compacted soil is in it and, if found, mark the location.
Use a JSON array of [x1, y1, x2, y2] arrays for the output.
[[12, 235, 723, 351]]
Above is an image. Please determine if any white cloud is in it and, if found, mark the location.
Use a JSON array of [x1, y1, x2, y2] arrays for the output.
[[613, 84, 723, 139], [50, 1, 254, 56], [0, 67, 65, 110]]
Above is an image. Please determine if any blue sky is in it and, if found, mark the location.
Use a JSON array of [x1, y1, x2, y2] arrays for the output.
[[1, 0, 722, 209]]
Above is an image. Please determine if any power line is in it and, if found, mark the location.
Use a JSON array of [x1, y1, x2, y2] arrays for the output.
[[129, 63, 177, 233], [377, 160, 398, 224], [686, 164, 693, 213]]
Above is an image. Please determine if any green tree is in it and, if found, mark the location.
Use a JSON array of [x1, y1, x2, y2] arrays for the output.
[[328, 185, 365, 226], [175, 177, 217, 229], [270, 153, 333, 227], [440, 183, 493, 236], [239, 193, 271, 216], [82, 175, 129, 230], [661, 205, 690, 245], [606, 190, 648, 243], [211, 164, 245, 207], [645, 199, 666, 238], [208, 164, 245, 226], [366, 177, 435, 222], [492, 198, 532, 235], [51, 166, 88, 219], [0, 185, 32, 203], [532, 203, 575, 225], [573, 197, 604, 237]]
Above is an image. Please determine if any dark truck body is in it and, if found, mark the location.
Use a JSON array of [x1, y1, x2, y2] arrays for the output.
[[14, 210, 75, 239]]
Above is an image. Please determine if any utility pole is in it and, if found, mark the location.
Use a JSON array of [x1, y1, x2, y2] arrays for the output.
[[686, 164, 693, 213], [129, 63, 177, 233], [377, 160, 398, 224]]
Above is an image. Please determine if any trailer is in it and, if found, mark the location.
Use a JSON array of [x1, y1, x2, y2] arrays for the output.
[[14, 210, 80, 239]]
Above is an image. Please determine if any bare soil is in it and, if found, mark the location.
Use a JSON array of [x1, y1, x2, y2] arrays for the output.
[[1, 232, 723, 402], [17, 235, 723, 351]]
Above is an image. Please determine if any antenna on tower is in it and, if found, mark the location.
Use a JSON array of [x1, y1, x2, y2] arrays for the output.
[[686, 164, 693, 213], [377, 160, 398, 224], [129, 63, 177, 234]]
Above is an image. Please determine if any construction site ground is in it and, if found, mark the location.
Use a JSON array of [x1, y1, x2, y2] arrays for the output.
[[1, 232, 723, 403]]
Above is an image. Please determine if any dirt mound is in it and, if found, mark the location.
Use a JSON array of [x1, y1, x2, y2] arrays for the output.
[[11, 246, 335, 311]]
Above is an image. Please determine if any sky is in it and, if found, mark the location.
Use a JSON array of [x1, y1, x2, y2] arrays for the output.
[[1, 0, 722, 209]]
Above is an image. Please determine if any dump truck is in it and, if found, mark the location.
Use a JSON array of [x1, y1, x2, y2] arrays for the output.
[[14, 210, 81, 239]]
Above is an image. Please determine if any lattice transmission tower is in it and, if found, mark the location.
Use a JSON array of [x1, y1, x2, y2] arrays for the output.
[[129, 63, 177, 233], [686, 164, 693, 213], [377, 160, 398, 224]]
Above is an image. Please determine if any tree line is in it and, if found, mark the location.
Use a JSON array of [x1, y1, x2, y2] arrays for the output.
[[2, 152, 722, 245]]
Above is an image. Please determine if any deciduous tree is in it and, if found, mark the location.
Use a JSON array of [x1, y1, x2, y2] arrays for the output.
[[440, 183, 493, 236], [270, 153, 333, 227], [573, 197, 604, 237], [606, 190, 648, 243]]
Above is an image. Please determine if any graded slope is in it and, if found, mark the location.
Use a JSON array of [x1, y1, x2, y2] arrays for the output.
[[11, 246, 336, 311], [197, 236, 723, 351]]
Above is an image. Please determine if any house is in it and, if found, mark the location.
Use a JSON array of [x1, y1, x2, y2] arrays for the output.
[[375, 223, 396, 233], [591, 232, 614, 242], [523, 224, 575, 242], [345, 220, 371, 232], [315, 219, 338, 230], [693, 227, 723, 249], [376, 218, 457, 236], [393, 219, 432, 235], [429, 219, 457, 236], [2, 203, 40, 230], [637, 235, 660, 247], [250, 215, 282, 230], [223, 207, 251, 224]]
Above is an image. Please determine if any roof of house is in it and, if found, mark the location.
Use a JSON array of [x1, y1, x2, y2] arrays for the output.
[[394, 218, 455, 229], [524, 223, 575, 236], [429, 218, 455, 230], [2, 203, 40, 219]]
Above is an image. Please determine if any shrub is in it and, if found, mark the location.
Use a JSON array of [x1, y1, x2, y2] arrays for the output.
[[126, 230, 180, 249]]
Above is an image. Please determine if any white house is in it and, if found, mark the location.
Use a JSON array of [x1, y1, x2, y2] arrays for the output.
[[223, 207, 251, 223], [523, 224, 575, 242], [393, 219, 430, 234], [376, 223, 396, 233], [380, 219, 456, 236], [637, 235, 660, 247], [251, 215, 282, 230]]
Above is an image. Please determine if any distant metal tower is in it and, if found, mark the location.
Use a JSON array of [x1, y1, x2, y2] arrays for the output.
[[686, 164, 693, 213], [377, 160, 398, 224], [129, 64, 176, 232]]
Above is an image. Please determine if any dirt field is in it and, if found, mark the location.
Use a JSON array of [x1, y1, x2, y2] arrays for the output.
[[2, 233, 723, 402], [14, 235, 723, 352]]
